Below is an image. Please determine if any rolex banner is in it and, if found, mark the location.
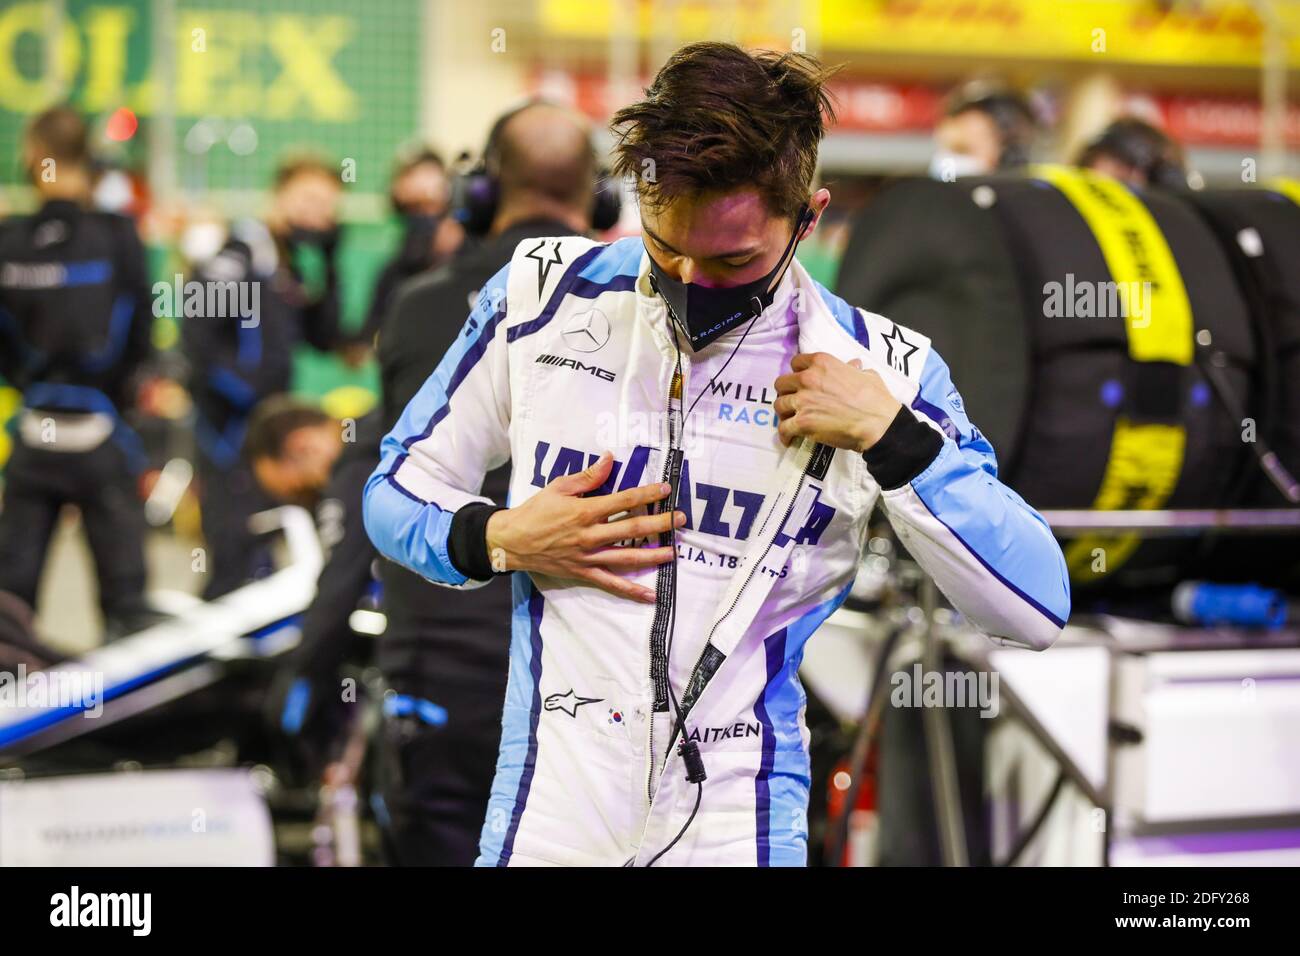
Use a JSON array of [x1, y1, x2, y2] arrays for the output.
[[0, 0, 421, 196]]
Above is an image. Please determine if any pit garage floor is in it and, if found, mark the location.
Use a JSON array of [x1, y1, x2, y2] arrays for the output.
[[33, 513, 204, 656]]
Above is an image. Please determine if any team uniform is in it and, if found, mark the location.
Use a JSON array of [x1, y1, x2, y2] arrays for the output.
[[0, 200, 156, 634], [274, 414, 383, 776], [363, 235, 1070, 866], [182, 227, 341, 598], [370, 220, 579, 866]]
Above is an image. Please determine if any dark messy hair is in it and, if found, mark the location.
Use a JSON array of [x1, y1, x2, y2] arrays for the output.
[[242, 395, 331, 463], [610, 42, 838, 220]]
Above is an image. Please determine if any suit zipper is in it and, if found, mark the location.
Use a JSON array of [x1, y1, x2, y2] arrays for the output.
[[646, 363, 684, 803], [670, 446, 818, 758]]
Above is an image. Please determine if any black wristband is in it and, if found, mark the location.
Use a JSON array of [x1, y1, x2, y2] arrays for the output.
[[447, 503, 506, 581], [862, 405, 944, 491]]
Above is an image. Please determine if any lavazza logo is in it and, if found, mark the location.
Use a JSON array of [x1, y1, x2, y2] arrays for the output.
[[50, 886, 151, 936]]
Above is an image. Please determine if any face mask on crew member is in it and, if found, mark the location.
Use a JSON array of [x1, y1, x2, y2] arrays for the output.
[[285, 225, 337, 248], [927, 150, 990, 181], [647, 204, 813, 352]]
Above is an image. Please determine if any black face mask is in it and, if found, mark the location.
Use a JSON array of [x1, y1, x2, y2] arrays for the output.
[[647, 206, 812, 352], [285, 225, 338, 249], [397, 212, 442, 267], [395, 204, 443, 231]]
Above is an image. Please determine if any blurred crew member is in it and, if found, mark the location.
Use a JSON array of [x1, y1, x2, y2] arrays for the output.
[[1077, 117, 1188, 190], [0, 107, 160, 638], [929, 81, 1039, 179], [182, 155, 345, 599], [243, 397, 379, 777], [365, 43, 1069, 866], [356, 147, 462, 347], [367, 101, 599, 866]]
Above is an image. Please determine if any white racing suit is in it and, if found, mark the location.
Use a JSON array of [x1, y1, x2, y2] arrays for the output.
[[363, 236, 1071, 866]]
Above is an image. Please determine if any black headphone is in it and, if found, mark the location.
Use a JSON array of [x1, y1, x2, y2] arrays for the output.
[[451, 99, 622, 236], [1078, 118, 1188, 191]]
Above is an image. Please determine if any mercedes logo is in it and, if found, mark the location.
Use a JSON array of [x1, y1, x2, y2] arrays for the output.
[[562, 309, 611, 353]]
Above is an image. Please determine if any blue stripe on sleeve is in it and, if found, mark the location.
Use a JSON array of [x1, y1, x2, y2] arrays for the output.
[[906, 352, 1070, 628], [396, 262, 512, 453], [362, 262, 513, 585], [911, 349, 997, 471], [362, 469, 465, 585], [911, 473, 1068, 629]]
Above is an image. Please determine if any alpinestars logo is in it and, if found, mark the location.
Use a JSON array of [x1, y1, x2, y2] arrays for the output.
[[544, 689, 603, 717], [536, 354, 616, 382], [525, 239, 565, 296], [881, 323, 919, 375]]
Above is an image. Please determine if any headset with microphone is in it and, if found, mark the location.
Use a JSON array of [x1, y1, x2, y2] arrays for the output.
[[450, 99, 623, 236]]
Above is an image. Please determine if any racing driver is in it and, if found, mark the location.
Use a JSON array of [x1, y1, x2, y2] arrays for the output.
[[363, 42, 1071, 866]]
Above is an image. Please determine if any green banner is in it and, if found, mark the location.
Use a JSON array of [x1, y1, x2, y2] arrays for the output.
[[0, 0, 422, 196], [0, 0, 425, 414]]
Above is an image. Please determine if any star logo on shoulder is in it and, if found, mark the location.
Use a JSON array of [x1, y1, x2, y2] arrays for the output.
[[525, 239, 565, 297], [544, 689, 604, 718], [881, 323, 919, 375]]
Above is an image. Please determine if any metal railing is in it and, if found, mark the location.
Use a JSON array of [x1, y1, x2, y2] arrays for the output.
[[1039, 508, 1300, 535]]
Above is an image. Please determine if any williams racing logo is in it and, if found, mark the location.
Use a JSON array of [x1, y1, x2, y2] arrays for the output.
[[705, 379, 778, 429], [536, 353, 616, 382]]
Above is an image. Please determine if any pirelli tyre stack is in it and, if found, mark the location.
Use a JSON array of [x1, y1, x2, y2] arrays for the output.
[[837, 168, 1261, 601], [1184, 182, 1300, 589]]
